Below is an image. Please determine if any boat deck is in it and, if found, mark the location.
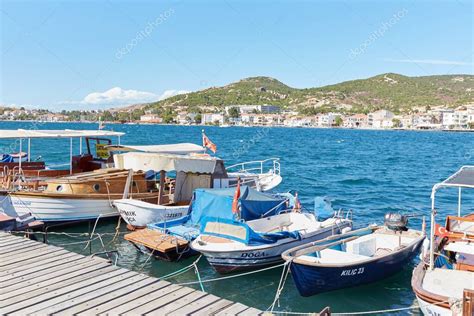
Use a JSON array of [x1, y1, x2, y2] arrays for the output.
[[124, 228, 190, 258], [422, 268, 474, 299], [0, 232, 261, 315]]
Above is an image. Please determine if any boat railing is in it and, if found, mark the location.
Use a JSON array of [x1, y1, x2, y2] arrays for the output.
[[226, 158, 281, 176]]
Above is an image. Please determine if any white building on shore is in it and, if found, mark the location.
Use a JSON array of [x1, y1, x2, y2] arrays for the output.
[[202, 113, 224, 125], [368, 110, 395, 128]]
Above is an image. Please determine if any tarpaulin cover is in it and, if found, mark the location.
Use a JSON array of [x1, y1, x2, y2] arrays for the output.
[[147, 186, 288, 242], [189, 186, 287, 225]]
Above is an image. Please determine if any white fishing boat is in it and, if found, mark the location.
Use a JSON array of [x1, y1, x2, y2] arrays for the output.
[[112, 199, 189, 228], [6, 168, 159, 222], [411, 166, 474, 316], [191, 210, 353, 273], [225, 158, 282, 192]]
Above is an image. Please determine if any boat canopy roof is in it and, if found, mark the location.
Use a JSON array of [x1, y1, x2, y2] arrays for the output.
[[189, 186, 288, 225], [434, 166, 474, 190], [113, 151, 223, 173], [106, 143, 204, 155], [0, 129, 124, 139]]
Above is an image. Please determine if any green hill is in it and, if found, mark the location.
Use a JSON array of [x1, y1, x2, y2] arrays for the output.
[[145, 73, 474, 114]]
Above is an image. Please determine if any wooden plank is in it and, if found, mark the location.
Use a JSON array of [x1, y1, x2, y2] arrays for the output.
[[0, 241, 46, 256], [0, 235, 40, 246], [33, 273, 149, 315], [0, 251, 84, 280], [121, 287, 195, 315], [239, 307, 262, 315], [0, 234, 19, 241], [190, 299, 235, 316], [0, 249, 82, 275], [124, 229, 188, 253], [1, 269, 131, 315], [0, 258, 110, 296], [147, 290, 208, 315], [0, 248, 69, 270], [0, 243, 57, 263], [167, 293, 222, 315], [104, 284, 181, 315], [54, 277, 162, 315], [78, 281, 171, 315], [216, 303, 250, 315], [1, 265, 120, 303], [0, 237, 32, 247]]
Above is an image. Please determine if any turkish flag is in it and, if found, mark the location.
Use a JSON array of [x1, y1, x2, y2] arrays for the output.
[[232, 178, 241, 214], [202, 132, 217, 153]]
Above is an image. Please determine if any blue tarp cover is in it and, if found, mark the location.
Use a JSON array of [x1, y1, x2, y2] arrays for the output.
[[147, 186, 289, 242], [189, 186, 287, 225]]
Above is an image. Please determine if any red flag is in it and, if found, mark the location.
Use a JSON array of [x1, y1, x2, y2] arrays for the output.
[[293, 192, 301, 212], [434, 224, 448, 238], [202, 131, 217, 153], [232, 178, 241, 214]]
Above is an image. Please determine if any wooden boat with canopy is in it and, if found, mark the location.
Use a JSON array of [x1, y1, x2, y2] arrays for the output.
[[5, 168, 159, 222], [411, 166, 474, 316], [0, 129, 124, 190]]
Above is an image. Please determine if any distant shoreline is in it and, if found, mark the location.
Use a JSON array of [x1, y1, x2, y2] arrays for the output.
[[1, 119, 473, 133]]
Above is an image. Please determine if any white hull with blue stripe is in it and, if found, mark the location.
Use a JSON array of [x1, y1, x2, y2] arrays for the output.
[[191, 212, 352, 273]]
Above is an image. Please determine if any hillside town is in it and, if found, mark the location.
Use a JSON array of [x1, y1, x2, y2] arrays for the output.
[[1, 103, 474, 130]]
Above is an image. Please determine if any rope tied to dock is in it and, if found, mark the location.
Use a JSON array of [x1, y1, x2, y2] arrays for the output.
[[268, 260, 292, 312], [176, 262, 287, 286]]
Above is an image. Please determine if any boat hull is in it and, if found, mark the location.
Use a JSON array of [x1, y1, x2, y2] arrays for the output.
[[201, 223, 351, 274], [113, 199, 189, 228], [290, 238, 424, 297], [415, 296, 451, 316], [6, 194, 119, 222]]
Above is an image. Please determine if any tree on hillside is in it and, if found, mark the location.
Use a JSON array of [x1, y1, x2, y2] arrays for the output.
[[228, 107, 240, 118], [392, 118, 402, 128]]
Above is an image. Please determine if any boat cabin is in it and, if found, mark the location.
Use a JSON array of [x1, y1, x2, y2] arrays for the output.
[[113, 151, 228, 205], [0, 129, 124, 189]]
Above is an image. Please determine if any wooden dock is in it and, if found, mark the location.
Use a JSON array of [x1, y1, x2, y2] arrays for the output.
[[0, 232, 262, 315]]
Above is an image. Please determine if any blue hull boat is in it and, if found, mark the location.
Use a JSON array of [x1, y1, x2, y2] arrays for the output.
[[282, 225, 425, 297]]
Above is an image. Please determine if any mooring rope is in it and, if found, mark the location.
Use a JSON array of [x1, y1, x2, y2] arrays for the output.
[[193, 262, 205, 293], [176, 262, 286, 286], [269, 299, 453, 315], [268, 260, 292, 312]]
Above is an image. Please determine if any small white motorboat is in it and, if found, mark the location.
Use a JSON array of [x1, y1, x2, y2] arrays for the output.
[[191, 210, 353, 273], [226, 158, 282, 192], [113, 199, 189, 228]]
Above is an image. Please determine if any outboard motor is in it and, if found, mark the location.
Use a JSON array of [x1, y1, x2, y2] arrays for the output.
[[384, 213, 408, 231]]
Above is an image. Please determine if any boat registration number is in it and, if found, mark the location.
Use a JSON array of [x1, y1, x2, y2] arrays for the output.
[[241, 251, 266, 258], [341, 267, 364, 276]]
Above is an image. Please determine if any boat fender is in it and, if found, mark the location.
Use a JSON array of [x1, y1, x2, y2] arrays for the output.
[[341, 227, 352, 234], [420, 238, 429, 260]]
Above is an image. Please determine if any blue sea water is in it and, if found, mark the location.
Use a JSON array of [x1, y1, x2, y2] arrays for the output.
[[1, 121, 473, 314]]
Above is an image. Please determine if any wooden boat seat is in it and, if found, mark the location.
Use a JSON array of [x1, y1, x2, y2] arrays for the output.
[[422, 268, 474, 300], [299, 249, 370, 264]]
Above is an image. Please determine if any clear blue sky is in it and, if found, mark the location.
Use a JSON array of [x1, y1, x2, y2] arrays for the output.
[[1, 0, 472, 110]]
